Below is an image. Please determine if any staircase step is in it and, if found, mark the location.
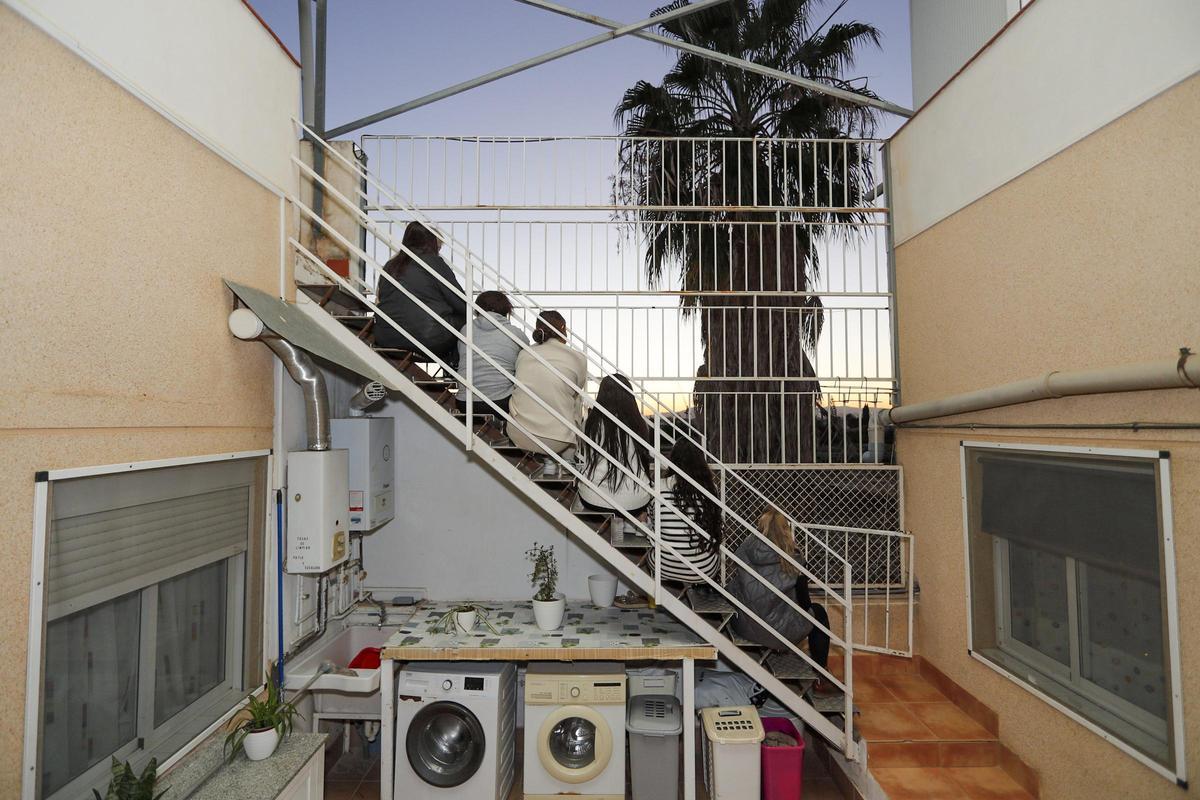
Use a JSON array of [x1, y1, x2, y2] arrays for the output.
[[609, 523, 651, 550], [298, 283, 368, 312], [767, 651, 818, 682], [685, 587, 736, 615], [574, 512, 612, 535]]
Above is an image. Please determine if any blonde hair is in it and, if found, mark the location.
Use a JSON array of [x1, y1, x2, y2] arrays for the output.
[[758, 509, 799, 576]]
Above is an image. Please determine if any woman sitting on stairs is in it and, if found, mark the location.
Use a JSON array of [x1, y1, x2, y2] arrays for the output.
[[508, 311, 588, 458], [575, 374, 652, 516], [646, 437, 721, 585], [730, 509, 837, 696]]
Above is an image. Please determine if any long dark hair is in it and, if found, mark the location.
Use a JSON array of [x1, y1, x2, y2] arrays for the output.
[[582, 374, 652, 490], [382, 221, 440, 279], [668, 437, 722, 553]]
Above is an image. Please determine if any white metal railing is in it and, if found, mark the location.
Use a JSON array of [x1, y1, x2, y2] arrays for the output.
[[357, 133, 895, 468], [299, 120, 888, 535], [289, 140, 869, 744]]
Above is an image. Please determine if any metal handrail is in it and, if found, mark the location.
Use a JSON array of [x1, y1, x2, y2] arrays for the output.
[[293, 120, 862, 567]]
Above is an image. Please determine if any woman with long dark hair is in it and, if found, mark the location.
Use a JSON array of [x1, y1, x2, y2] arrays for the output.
[[576, 374, 653, 513], [647, 437, 722, 583], [509, 311, 588, 456], [375, 221, 467, 366]]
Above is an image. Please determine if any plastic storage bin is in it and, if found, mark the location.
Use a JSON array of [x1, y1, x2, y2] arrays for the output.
[[701, 706, 764, 800], [628, 694, 683, 799], [762, 716, 805, 799]]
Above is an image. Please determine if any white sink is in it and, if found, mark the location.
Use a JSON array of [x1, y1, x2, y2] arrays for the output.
[[285, 624, 394, 695]]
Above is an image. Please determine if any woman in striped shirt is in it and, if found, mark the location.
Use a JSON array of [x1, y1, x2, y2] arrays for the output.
[[648, 438, 723, 584]]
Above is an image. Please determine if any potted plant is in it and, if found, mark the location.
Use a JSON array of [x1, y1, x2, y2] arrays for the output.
[[431, 602, 500, 636], [225, 669, 299, 762], [93, 757, 163, 800], [527, 543, 565, 631]]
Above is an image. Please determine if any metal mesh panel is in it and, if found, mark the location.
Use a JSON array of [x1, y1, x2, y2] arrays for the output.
[[720, 466, 904, 587]]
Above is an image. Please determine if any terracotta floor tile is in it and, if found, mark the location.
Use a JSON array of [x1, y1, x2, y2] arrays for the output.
[[944, 766, 1036, 799], [856, 702, 938, 742], [939, 740, 999, 767], [853, 675, 897, 702], [323, 781, 371, 800], [908, 702, 996, 740], [873, 767, 965, 799], [879, 673, 949, 702], [868, 740, 940, 768]]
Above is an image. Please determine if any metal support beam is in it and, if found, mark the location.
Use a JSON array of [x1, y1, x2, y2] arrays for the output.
[[514, 0, 914, 118], [323, 0, 734, 139], [297, 0, 314, 126], [312, 0, 328, 221]]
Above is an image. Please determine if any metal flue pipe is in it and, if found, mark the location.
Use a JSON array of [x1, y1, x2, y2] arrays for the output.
[[229, 308, 331, 451], [348, 381, 387, 412], [879, 348, 1200, 427]]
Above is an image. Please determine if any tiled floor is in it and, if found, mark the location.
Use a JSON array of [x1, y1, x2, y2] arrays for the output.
[[852, 669, 1035, 799]]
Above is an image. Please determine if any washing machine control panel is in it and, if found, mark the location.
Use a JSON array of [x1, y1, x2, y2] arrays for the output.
[[527, 673, 627, 704]]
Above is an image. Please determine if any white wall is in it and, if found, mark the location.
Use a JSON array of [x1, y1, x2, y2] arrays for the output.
[[891, 0, 1200, 245], [910, 0, 1008, 108], [362, 396, 622, 602], [7, 0, 299, 193]]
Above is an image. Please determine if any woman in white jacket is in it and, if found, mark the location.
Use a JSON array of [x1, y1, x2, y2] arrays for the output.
[[456, 291, 528, 427], [508, 311, 588, 456]]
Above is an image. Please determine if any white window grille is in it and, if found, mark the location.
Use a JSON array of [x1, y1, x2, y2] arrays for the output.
[[961, 442, 1185, 782]]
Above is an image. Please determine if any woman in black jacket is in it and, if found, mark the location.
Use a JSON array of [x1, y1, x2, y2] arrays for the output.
[[375, 222, 467, 366]]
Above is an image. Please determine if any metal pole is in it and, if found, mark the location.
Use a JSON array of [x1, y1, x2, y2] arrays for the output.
[[312, 0, 328, 223], [654, 410, 662, 604], [512, 0, 914, 118], [465, 257, 474, 451], [323, 0, 734, 138], [297, 0, 314, 126], [882, 143, 901, 410]]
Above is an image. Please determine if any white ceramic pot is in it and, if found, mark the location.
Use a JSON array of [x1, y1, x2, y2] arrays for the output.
[[532, 593, 566, 631], [243, 727, 280, 761], [588, 574, 618, 607], [454, 610, 477, 633]]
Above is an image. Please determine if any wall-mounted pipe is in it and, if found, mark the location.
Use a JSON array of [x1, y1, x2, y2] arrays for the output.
[[348, 381, 387, 413], [879, 348, 1199, 427], [229, 308, 331, 450]]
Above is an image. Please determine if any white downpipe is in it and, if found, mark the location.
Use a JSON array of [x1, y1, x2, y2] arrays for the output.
[[879, 349, 1200, 426]]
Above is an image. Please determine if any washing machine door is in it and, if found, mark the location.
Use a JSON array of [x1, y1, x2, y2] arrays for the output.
[[536, 704, 614, 784], [405, 701, 487, 788]]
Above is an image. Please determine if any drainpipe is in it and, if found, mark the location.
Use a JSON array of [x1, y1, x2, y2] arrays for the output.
[[879, 348, 1199, 427], [228, 308, 331, 451]]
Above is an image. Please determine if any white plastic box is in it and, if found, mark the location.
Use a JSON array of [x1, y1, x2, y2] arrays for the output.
[[701, 706, 765, 800], [330, 417, 395, 531], [286, 449, 349, 573]]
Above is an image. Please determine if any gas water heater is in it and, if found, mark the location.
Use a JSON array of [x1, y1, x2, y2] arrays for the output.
[[286, 449, 350, 573], [331, 416, 395, 531]]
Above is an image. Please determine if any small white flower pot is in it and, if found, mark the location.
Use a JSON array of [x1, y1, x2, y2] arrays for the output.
[[243, 727, 280, 761], [454, 610, 478, 633], [532, 593, 566, 631], [588, 574, 618, 607]]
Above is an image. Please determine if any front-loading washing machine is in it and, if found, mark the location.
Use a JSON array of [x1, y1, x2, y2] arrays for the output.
[[394, 662, 517, 800], [523, 662, 626, 800]]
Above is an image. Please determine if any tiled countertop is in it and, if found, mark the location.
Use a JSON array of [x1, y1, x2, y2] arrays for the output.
[[380, 600, 716, 661]]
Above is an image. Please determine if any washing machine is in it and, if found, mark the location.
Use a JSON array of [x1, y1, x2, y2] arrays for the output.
[[394, 662, 517, 800], [523, 662, 626, 800]]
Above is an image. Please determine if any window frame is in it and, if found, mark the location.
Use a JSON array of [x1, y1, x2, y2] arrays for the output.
[[960, 441, 1185, 785], [23, 450, 269, 800]]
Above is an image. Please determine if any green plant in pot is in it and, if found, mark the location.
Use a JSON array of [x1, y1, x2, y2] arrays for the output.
[[225, 669, 300, 762], [92, 756, 164, 800], [527, 543, 565, 631], [432, 602, 501, 636]]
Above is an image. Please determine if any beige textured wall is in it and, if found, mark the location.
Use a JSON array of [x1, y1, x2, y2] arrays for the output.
[[893, 75, 1200, 798], [0, 7, 280, 794]]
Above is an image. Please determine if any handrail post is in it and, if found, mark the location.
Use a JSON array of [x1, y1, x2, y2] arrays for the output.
[[842, 559, 855, 758], [465, 256, 474, 450], [653, 407, 662, 605]]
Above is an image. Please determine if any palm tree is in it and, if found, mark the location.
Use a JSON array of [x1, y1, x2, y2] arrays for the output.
[[613, 0, 881, 464]]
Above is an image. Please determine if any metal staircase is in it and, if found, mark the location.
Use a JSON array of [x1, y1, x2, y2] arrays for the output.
[[282, 125, 913, 761]]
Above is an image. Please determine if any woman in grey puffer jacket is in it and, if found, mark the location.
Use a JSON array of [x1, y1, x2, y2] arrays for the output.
[[456, 291, 528, 426], [730, 509, 835, 693]]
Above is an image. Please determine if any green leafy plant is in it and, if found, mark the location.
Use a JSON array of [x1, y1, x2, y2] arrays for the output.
[[432, 602, 501, 635], [526, 543, 559, 602], [92, 756, 164, 800], [223, 669, 300, 760]]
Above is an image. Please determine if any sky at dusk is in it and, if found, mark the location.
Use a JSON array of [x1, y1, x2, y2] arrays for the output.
[[249, 0, 914, 140]]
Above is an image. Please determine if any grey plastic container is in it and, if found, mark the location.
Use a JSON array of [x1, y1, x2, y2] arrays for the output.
[[627, 694, 683, 800]]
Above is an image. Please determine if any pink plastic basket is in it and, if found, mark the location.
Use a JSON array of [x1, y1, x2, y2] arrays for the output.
[[761, 717, 805, 799]]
